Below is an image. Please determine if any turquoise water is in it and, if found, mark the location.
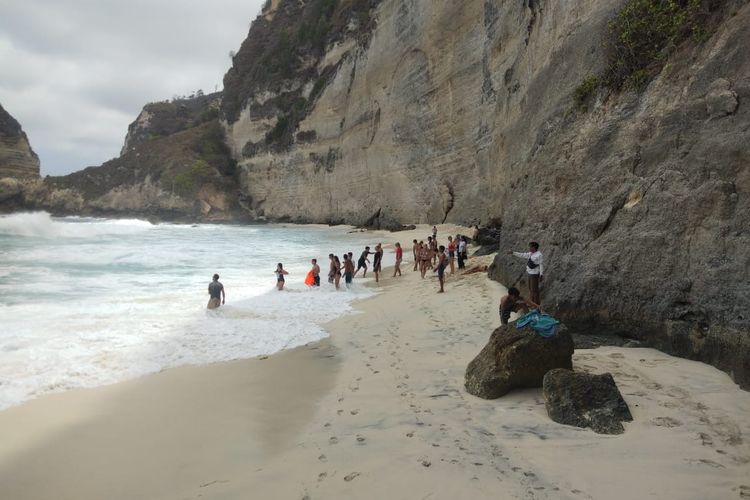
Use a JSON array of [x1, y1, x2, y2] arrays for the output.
[[0, 212, 385, 410]]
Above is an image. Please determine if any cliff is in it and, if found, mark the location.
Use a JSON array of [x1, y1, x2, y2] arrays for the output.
[[1, 94, 243, 221], [221, 0, 749, 386], [0, 104, 40, 179]]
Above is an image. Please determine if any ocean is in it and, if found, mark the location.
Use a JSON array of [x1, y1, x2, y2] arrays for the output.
[[0, 212, 390, 410]]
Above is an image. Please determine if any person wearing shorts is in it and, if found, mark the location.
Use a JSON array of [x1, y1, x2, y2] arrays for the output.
[[343, 254, 355, 287], [433, 245, 447, 293], [207, 273, 225, 309], [354, 246, 372, 278]]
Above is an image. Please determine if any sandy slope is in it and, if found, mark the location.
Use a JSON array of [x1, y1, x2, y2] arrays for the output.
[[0, 225, 748, 500]]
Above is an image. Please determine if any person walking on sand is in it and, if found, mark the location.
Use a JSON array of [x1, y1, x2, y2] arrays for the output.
[[373, 243, 384, 283], [274, 263, 289, 291], [393, 242, 403, 277], [432, 225, 438, 241], [342, 253, 354, 288], [508, 241, 544, 305], [433, 245, 447, 293], [412, 239, 420, 271], [207, 273, 225, 309], [447, 235, 456, 274], [499, 287, 540, 325], [419, 241, 431, 278], [311, 258, 321, 287], [428, 236, 438, 266], [354, 246, 372, 278]]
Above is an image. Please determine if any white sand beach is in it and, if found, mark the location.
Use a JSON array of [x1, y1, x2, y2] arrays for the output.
[[0, 225, 748, 500]]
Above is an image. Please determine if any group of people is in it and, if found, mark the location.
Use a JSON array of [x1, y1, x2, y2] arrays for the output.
[[208, 227, 546, 327]]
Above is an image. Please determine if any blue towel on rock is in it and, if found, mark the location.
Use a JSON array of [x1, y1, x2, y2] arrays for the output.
[[515, 310, 560, 337]]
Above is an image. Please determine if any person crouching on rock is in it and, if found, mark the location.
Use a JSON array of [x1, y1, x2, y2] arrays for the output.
[[207, 273, 225, 309], [275, 263, 289, 291], [499, 287, 540, 325]]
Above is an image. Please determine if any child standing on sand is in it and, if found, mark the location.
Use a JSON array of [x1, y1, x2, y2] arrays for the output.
[[393, 242, 403, 277], [275, 263, 289, 291]]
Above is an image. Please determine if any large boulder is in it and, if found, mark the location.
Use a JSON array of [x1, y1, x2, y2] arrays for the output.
[[465, 324, 574, 399], [543, 368, 633, 435]]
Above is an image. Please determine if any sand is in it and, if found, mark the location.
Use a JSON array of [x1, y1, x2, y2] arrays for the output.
[[0, 224, 748, 500]]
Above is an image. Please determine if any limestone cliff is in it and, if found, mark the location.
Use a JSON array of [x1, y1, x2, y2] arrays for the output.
[[2, 95, 242, 221], [0, 104, 40, 179], [222, 0, 749, 386]]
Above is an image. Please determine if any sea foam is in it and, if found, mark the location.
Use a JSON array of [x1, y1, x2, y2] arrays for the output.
[[0, 213, 384, 410]]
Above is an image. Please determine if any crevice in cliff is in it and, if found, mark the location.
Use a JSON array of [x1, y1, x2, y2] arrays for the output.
[[441, 184, 455, 224]]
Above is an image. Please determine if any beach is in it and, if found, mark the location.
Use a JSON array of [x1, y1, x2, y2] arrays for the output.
[[1, 225, 749, 500]]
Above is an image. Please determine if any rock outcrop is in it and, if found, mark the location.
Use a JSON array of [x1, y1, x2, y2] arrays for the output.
[[543, 368, 633, 435], [219, 0, 749, 385], [1, 96, 242, 222], [0, 104, 40, 179], [465, 324, 574, 399]]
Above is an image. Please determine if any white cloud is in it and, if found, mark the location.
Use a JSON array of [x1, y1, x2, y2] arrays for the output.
[[0, 0, 264, 175]]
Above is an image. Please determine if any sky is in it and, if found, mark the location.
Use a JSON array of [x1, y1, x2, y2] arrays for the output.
[[0, 0, 265, 176]]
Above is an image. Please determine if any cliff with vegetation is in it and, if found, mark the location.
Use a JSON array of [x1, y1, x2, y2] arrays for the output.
[[221, 0, 749, 386], [0, 104, 39, 179], [1, 94, 243, 221]]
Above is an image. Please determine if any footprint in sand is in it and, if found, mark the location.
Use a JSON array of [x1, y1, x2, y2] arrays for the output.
[[344, 472, 360, 482], [652, 416, 682, 428], [350, 409, 360, 415], [329, 437, 339, 445], [356, 434, 366, 443]]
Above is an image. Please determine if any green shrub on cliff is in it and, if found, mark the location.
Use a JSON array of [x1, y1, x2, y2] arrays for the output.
[[574, 0, 725, 107], [604, 0, 709, 90], [574, 75, 600, 108], [173, 159, 213, 195]]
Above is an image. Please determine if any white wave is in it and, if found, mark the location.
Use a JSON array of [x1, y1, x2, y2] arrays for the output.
[[0, 219, 380, 410]]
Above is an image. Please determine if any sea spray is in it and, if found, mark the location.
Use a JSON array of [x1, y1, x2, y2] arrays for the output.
[[0, 213, 386, 410]]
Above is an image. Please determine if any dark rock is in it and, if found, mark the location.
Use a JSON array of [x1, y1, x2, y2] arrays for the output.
[[543, 368, 633, 434], [465, 323, 574, 399]]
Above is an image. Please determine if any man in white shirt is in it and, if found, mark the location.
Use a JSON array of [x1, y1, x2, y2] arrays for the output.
[[508, 241, 543, 305]]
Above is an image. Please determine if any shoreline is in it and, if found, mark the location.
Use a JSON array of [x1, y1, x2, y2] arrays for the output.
[[1, 226, 749, 499]]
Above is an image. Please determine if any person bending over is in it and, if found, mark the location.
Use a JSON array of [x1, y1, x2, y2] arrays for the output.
[[499, 287, 540, 325]]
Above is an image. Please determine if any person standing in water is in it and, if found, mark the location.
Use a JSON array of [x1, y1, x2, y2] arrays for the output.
[[373, 243, 384, 283], [508, 241, 544, 305], [311, 258, 321, 287], [433, 245, 447, 293], [342, 253, 354, 288], [328, 253, 336, 284], [412, 239, 419, 271], [275, 263, 289, 291], [393, 242, 403, 277], [207, 273, 225, 309], [354, 246, 372, 278]]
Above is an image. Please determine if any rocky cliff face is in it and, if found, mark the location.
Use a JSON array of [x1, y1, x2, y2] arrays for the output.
[[222, 0, 749, 386], [0, 104, 40, 179], [1, 95, 242, 221]]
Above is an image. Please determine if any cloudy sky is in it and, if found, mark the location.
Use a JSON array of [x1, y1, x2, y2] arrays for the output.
[[0, 0, 265, 176]]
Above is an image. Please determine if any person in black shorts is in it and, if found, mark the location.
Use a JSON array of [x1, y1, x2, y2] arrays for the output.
[[207, 273, 225, 309], [372, 243, 383, 283], [353, 246, 372, 278], [433, 245, 447, 293], [343, 253, 355, 287]]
